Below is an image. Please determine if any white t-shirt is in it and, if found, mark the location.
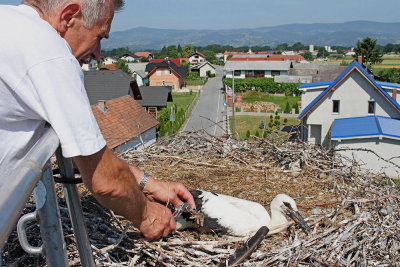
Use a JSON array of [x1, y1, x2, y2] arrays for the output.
[[0, 5, 106, 173]]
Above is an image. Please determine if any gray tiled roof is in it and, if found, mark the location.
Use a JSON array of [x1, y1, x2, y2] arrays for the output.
[[127, 63, 148, 78], [224, 60, 292, 71], [145, 61, 188, 77], [136, 86, 173, 107], [84, 70, 137, 105]]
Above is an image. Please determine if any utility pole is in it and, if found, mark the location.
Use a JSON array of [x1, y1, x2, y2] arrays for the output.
[[231, 70, 236, 138]]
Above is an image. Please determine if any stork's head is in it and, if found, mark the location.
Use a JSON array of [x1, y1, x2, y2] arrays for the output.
[[271, 194, 311, 233]]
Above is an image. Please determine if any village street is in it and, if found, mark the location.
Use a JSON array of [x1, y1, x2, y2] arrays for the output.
[[182, 66, 227, 136]]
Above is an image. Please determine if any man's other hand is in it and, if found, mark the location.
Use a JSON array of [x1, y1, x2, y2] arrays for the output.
[[139, 200, 176, 240]]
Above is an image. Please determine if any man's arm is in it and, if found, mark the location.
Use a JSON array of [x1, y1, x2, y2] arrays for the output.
[[128, 165, 196, 208], [73, 146, 175, 240]]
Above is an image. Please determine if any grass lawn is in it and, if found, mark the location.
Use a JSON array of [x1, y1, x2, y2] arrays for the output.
[[326, 57, 400, 69], [168, 92, 197, 111], [185, 78, 208, 85], [230, 115, 300, 139], [238, 91, 300, 111]]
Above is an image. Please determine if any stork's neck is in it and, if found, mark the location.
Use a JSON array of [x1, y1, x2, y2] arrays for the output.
[[267, 209, 290, 235]]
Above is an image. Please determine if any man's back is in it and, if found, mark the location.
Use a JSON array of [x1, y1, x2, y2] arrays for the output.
[[0, 4, 105, 176]]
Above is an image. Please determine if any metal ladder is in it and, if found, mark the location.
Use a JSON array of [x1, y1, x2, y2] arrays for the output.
[[0, 127, 95, 266]]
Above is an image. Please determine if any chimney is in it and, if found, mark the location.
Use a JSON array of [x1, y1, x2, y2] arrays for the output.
[[392, 89, 398, 100], [357, 56, 363, 64], [97, 100, 107, 113]]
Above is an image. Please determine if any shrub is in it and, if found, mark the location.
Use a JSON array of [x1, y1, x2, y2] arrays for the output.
[[283, 118, 288, 124], [246, 130, 251, 138], [263, 131, 268, 138], [259, 120, 265, 129], [255, 130, 260, 137], [284, 101, 290, 113]]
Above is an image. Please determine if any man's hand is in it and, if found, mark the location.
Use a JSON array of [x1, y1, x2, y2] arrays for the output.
[[73, 147, 178, 240], [128, 166, 196, 208], [139, 200, 176, 240], [144, 179, 196, 209]]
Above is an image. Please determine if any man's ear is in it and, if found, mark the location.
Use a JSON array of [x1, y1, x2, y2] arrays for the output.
[[57, 3, 81, 35]]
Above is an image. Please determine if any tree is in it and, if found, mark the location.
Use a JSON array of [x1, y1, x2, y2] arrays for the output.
[[284, 101, 290, 113], [292, 42, 306, 51], [201, 50, 216, 63], [301, 51, 313, 61], [115, 59, 132, 74], [182, 44, 195, 58], [317, 47, 329, 58], [140, 57, 149, 62], [167, 45, 178, 58], [353, 37, 383, 69], [160, 46, 168, 57]]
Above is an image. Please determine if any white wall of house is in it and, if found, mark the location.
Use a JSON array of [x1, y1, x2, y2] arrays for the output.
[[132, 72, 145, 86], [189, 55, 206, 64], [104, 57, 117, 65], [225, 70, 288, 79], [304, 70, 400, 146], [199, 64, 216, 77], [113, 128, 157, 153], [333, 138, 400, 178]]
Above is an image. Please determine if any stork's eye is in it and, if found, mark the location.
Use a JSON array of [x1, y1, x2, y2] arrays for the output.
[[283, 202, 292, 209]]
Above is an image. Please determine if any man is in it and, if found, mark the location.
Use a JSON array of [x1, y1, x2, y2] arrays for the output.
[[0, 0, 194, 240]]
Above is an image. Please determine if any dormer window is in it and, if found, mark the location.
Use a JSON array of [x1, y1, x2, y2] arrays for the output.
[[332, 100, 340, 113], [368, 101, 375, 114]]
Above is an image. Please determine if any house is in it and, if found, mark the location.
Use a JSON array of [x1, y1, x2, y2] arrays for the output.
[[133, 51, 154, 60], [150, 58, 182, 66], [298, 60, 400, 177], [136, 86, 173, 116], [189, 51, 207, 64], [146, 60, 188, 90], [102, 56, 118, 65], [127, 63, 148, 86], [190, 62, 216, 77], [120, 53, 140, 62], [275, 63, 347, 83], [224, 61, 292, 78], [92, 95, 159, 152], [81, 59, 98, 71], [229, 54, 306, 63], [99, 64, 118, 71], [84, 69, 142, 105]]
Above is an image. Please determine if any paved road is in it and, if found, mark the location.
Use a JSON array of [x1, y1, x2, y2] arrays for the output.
[[182, 66, 227, 136]]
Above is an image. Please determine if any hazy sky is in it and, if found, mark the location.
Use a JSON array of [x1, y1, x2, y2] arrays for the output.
[[2, 0, 400, 32]]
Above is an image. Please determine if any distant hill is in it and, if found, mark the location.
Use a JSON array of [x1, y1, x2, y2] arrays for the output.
[[102, 21, 400, 50]]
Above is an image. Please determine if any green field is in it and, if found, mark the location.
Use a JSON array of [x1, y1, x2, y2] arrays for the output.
[[326, 57, 400, 69], [168, 92, 197, 111], [238, 91, 300, 111], [230, 115, 300, 139]]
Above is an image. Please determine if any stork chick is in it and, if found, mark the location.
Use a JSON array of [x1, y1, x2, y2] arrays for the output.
[[175, 189, 311, 237]]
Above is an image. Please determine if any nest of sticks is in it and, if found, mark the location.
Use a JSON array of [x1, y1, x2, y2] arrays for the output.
[[2, 132, 400, 266]]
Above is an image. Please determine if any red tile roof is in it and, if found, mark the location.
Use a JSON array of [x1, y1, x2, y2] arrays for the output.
[[150, 58, 181, 66], [99, 64, 118, 70], [92, 96, 159, 149], [134, 52, 152, 58]]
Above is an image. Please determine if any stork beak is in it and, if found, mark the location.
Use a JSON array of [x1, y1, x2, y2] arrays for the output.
[[286, 209, 312, 233]]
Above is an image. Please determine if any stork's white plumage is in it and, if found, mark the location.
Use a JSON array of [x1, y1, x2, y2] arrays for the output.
[[175, 189, 310, 237]]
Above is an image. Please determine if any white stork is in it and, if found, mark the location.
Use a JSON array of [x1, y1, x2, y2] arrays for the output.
[[174, 189, 311, 237]]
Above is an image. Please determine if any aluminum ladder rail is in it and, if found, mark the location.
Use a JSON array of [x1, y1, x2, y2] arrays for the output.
[[0, 126, 95, 266]]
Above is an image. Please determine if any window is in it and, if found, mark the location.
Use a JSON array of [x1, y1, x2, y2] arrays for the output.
[[271, 70, 280, 76], [234, 70, 241, 77], [156, 70, 161, 76], [368, 101, 375, 114], [332, 100, 340, 113]]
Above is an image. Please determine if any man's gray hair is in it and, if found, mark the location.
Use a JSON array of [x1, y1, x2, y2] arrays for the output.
[[22, 0, 124, 27]]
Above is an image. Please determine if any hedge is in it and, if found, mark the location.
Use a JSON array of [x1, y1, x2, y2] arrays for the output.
[[223, 78, 301, 96]]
